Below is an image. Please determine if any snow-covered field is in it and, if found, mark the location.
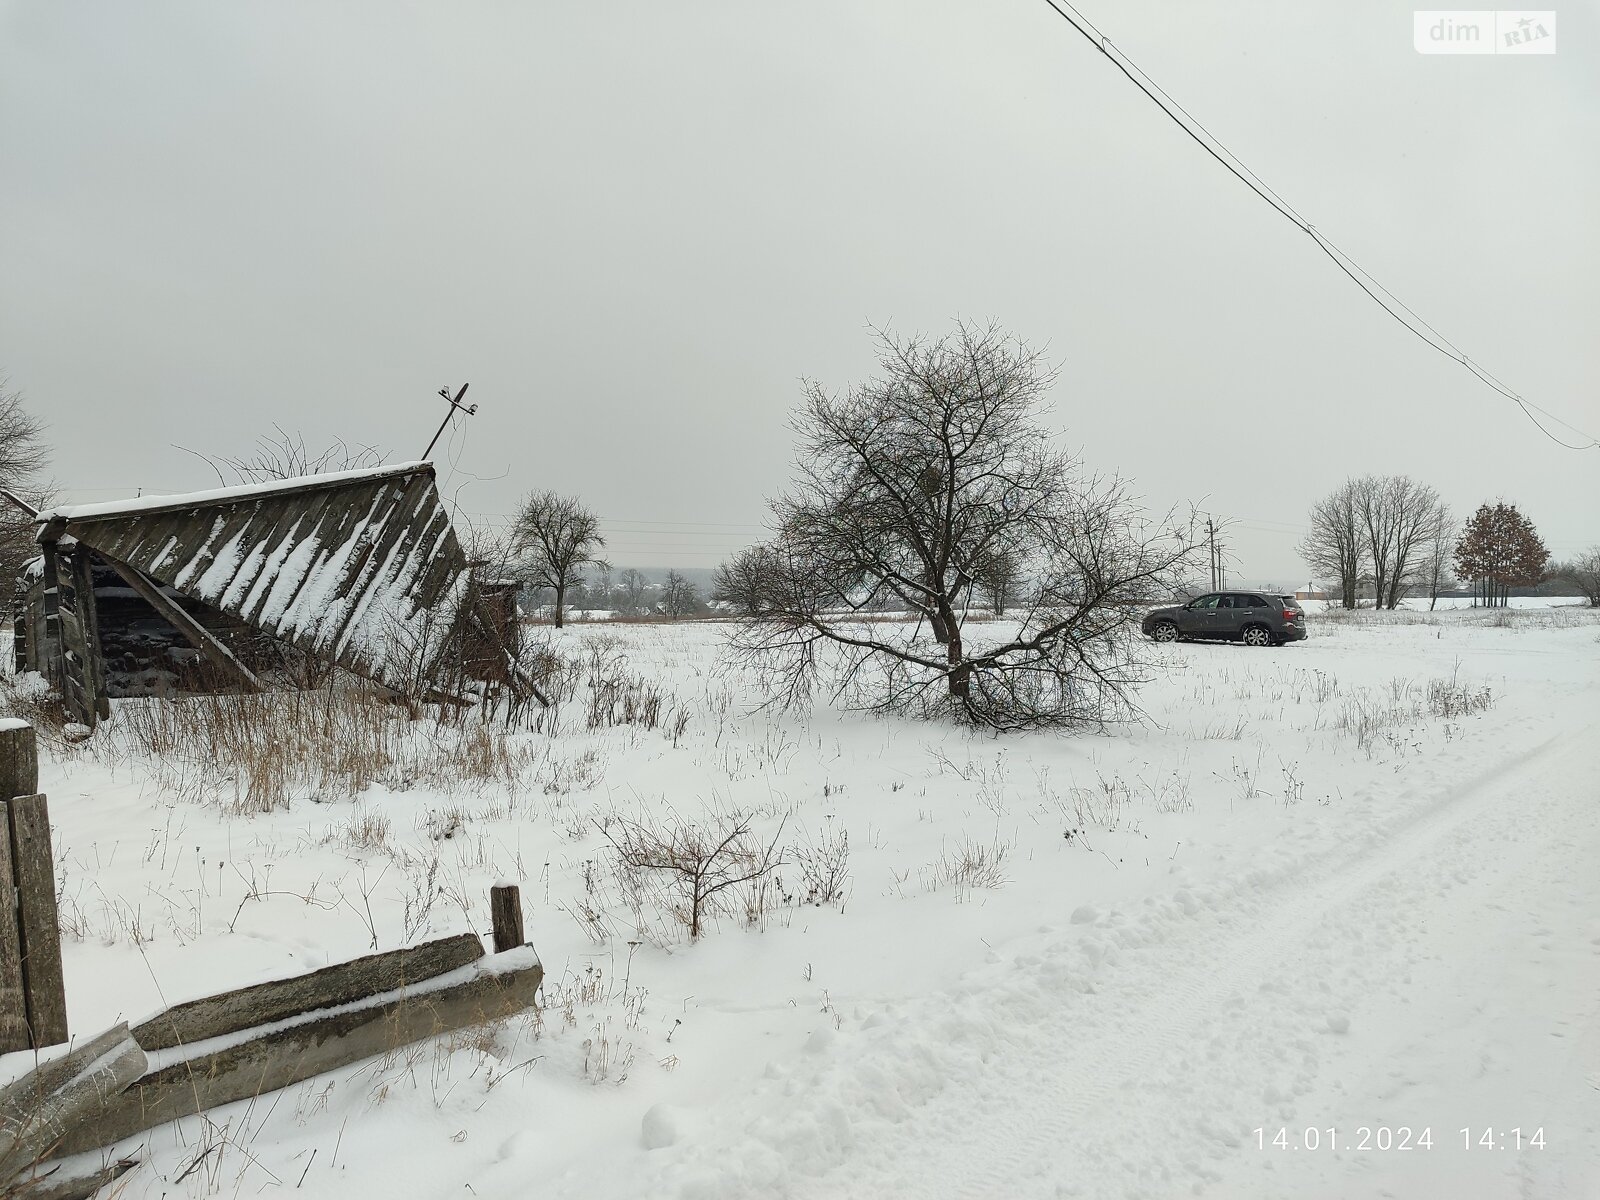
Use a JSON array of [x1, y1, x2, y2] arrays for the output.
[[4, 605, 1598, 1199]]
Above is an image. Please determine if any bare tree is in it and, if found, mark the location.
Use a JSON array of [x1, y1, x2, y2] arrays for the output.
[[661, 570, 699, 619], [510, 492, 607, 629], [601, 810, 786, 940], [1300, 481, 1366, 609], [1419, 509, 1459, 610], [617, 568, 649, 616], [1374, 476, 1446, 609], [0, 385, 51, 591], [972, 546, 1024, 617], [725, 323, 1202, 732], [711, 547, 777, 616], [1352, 475, 1404, 610], [181, 425, 384, 484], [1550, 548, 1600, 607]]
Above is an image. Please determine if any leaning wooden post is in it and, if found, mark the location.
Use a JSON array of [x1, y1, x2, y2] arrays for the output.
[[489, 885, 525, 953], [0, 719, 69, 1050]]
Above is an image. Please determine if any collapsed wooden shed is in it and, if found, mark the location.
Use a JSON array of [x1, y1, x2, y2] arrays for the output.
[[10, 462, 532, 729]]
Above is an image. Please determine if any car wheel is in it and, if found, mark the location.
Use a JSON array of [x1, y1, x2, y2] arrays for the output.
[[1241, 624, 1272, 647], [1152, 621, 1179, 643]]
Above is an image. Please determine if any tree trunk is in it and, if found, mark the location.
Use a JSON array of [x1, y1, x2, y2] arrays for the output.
[[553, 581, 566, 628], [939, 602, 968, 699]]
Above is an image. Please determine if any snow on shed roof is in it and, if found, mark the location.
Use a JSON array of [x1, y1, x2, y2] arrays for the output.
[[36, 462, 433, 525]]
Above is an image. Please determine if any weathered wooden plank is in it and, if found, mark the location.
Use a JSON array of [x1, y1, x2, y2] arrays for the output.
[[489, 886, 524, 954], [53, 948, 543, 1158], [0, 721, 36, 800], [66, 550, 108, 722], [0, 804, 29, 1055], [95, 555, 263, 693], [130, 931, 485, 1051], [0, 1025, 145, 1176], [52, 608, 83, 653], [7, 795, 68, 1049]]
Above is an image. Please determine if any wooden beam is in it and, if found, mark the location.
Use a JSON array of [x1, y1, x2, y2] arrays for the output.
[[131, 932, 485, 1051], [51, 947, 543, 1158], [94, 553, 264, 693], [6, 794, 68, 1048]]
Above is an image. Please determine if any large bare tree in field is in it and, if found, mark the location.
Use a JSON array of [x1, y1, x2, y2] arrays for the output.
[[726, 323, 1201, 732], [0, 385, 51, 590], [1300, 481, 1366, 609], [510, 491, 607, 629]]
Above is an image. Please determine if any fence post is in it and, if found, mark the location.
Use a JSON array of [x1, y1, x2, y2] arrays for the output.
[[0, 719, 37, 800], [0, 719, 68, 1050], [489, 884, 524, 953], [0, 721, 36, 1051]]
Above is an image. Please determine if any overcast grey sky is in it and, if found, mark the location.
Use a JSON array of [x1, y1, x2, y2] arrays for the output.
[[3, 0, 1596, 581]]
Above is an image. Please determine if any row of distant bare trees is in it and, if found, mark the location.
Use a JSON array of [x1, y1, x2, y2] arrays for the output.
[[1301, 476, 1594, 609]]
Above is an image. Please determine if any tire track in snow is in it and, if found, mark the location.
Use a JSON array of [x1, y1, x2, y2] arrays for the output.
[[602, 719, 1597, 1200], [899, 720, 1599, 1199]]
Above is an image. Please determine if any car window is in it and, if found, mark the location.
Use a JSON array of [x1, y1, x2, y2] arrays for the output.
[[1191, 595, 1219, 609], [1246, 594, 1270, 608], [1216, 595, 1235, 608], [1277, 595, 1303, 610]]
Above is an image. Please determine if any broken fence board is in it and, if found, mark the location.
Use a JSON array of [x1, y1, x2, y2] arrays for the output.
[[6, 796, 68, 1049], [130, 932, 486, 1051], [53, 948, 542, 1158], [6, 1158, 138, 1200], [0, 1023, 132, 1115], [0, 1026, 145, 1181]]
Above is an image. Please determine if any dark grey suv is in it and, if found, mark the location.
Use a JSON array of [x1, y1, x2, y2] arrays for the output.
[[1141, 592, 1306, 647]]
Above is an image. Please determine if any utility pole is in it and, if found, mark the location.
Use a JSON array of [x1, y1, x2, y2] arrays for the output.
[[422, 384, 477, 461], [1206, 518, 1218, 591]]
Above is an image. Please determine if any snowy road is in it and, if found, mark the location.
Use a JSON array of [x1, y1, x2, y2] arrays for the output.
[[614, 717, 1600, 1199]]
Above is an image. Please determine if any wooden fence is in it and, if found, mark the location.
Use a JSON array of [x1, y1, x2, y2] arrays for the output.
[[0, 719, 68, 1054]]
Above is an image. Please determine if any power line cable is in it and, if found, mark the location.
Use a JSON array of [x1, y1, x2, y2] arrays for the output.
[[1037, 0, 1600, 452]]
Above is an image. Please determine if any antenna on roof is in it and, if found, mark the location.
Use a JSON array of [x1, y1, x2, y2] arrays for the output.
[[422, 383, 477, 461]]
